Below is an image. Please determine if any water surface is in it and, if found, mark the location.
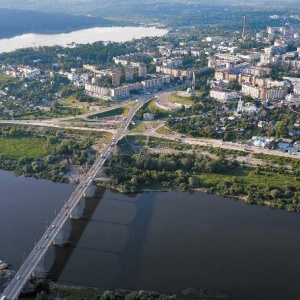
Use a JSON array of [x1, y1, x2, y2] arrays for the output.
[[0, 170, 72, 268], [1, 171, 300, 299], [0, 27, 168, 53], [52, 188, 300, 300]]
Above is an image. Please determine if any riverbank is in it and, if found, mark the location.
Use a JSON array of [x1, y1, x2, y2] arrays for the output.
[[0, 124, 109, 183], [0, 259, 14, 290], [50, 284, 177, 300], [18, 282, 230, 299], [100, 151, 300, 213], [0, 259, 43, 297]]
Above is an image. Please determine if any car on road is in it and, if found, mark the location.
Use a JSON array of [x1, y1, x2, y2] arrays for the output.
[[51, 224, 55, 229], [17, 276, 21, 280], [45, 235, 48, 239], [37, 246, 41, 249]]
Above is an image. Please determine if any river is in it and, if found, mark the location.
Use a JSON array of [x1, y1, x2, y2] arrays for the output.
[[0, 27, 168, 54], [1, 170, 300, 299]]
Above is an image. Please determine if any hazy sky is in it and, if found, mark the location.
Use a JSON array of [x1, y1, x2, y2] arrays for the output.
[[0, 0, 296, 16]]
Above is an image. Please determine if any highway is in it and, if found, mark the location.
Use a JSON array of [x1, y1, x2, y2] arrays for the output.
[[0, 97, 151, 300]]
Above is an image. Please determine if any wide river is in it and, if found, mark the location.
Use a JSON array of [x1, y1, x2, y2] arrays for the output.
[[2, 170, 300, 299], [0, 26, 168, 54]]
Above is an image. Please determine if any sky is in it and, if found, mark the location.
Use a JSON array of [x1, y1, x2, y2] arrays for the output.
[[0, 0, 297, 16]]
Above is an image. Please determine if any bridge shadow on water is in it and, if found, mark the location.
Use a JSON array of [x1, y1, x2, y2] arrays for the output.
[[46, 187, 106, 280], [110, 190, 155, 290], [46, 186, 156, 289]]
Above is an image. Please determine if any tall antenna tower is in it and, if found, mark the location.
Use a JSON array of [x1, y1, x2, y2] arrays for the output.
[[242, 16, 247, 40]]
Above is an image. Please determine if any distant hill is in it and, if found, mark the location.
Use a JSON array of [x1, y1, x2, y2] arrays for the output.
[[0, 9, 116, 38]]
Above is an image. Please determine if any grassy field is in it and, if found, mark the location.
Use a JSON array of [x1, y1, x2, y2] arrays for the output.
[[103, 132, 114, 144], [0, 135, 50, 159], [196, 168, 300, 190], [126, 135, 147, 145], [168, 92, 194, 105], [0, 74, 19, 84], [155, 126, 174, 135], [149, 122, 162, 128], [129, 123, 147, 132], [88, 107, 129, 119], [138, 99, 170, 119], [14, 107, 89, 120], [60, 95, 106, 107]]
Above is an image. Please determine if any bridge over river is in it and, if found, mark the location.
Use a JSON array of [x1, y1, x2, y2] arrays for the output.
[[1, 98, 151, 300]]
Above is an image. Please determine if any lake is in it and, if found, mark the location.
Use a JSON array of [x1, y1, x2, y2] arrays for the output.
[[0, 27, 168, 54], [1, 170, 300, 299]]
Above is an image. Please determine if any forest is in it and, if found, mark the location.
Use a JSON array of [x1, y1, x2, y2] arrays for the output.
[[103, 150, 300, 212]]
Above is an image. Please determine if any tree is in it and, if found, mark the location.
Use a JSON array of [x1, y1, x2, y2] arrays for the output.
[[270, 189, 281, 199], [227, 79, 241, 91], [188, 176, 199, 188], [35, 291, 47, 300], [50, 100, 59, 110], [275, 120, 288, 137]]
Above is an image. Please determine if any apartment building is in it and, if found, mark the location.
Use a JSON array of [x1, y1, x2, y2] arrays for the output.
[[125, 65, 134, 81], [242, 83, 288, 100], [111, 69, 121, 87], [138, 63, 147, 78]]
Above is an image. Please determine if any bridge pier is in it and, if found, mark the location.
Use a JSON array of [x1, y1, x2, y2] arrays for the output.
[[70, 197, 85, 219], [53, 226, 66, 246], [84, 183, 96, 198], [32, 257, 46, 278]]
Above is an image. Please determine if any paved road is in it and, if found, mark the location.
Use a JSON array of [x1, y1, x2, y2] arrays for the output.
[[156, 91, 178, 111], [0, 96, 152, 300], [125, 130, 300, 160]]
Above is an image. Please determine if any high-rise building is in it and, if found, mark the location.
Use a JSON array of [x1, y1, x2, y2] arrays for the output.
[[112, 69, 121, 87], [138, 63, 147, 78], [125, 65, 134, 81]]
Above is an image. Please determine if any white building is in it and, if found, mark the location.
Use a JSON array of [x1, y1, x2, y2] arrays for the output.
[[143, 113, 155, 121], [241, 84, 260, 99], [237, 99, 258, 114], [162, 58, 182, 68], [210, 87, 240, 102], [20, 67, 41, 79], [252, 136, 270, 148], [85, 81, 144, 100]]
